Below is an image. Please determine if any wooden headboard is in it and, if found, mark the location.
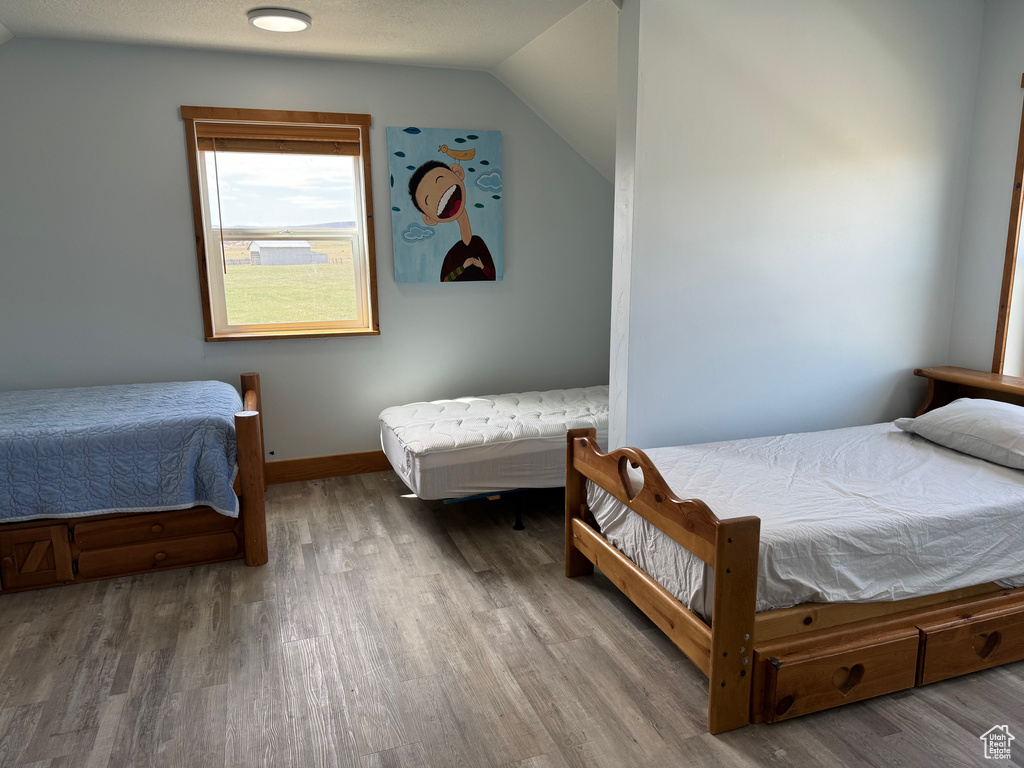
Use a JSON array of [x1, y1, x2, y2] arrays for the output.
[[915, 366, 1024, 415]]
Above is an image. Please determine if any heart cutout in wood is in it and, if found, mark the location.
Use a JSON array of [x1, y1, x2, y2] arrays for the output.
[[617, 456, 644, 502], [973, 631, 1001, 660], [833, 664, 864, 696]]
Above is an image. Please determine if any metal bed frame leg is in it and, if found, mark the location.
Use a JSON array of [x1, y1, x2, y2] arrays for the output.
[[441, 488, 528, 530]]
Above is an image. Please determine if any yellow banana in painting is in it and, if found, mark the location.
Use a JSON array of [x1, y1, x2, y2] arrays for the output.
[[438, 144, 476, 162]]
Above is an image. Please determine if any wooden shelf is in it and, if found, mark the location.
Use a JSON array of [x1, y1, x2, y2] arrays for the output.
[[913, 366, 1024, 415], [914, 366, 1024, 396]]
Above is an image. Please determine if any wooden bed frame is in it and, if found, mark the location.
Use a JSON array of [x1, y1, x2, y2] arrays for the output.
[[565, 366, 1024, 733], [0, 373, 268, 594]]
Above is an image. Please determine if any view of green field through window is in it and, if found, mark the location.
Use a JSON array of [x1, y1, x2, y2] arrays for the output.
[[203, 151, 362, 326], [221, 240, 357, 325]]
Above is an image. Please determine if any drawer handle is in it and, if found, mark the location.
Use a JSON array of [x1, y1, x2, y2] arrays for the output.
[[1, 556, 12, 569], [151, 524, 164, 534], [974, 631, 1002, 660], [153, 552, 167, 563], [833, 664, 865, 697]]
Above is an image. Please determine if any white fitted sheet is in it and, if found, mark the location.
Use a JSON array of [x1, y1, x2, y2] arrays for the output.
[[588, 423, 1024, 617], [380, 386, 608, 500]]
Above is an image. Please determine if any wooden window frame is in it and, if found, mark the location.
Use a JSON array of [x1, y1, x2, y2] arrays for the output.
[[993, 75, 1024, 372], [181, 106, 380, 342]]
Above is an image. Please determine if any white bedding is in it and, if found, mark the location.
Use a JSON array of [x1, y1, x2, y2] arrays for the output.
[[588, 423, 1024, 617], [380, 386, 608, 500]]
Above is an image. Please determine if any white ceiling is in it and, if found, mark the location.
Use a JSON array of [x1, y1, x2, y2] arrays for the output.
[[0, 0, 588, 68]]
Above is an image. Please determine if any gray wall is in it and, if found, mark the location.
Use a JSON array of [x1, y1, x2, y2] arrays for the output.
[[614, 0, 983, 448], [0, 39, 613, 459], [948, 0, 1024, 375]]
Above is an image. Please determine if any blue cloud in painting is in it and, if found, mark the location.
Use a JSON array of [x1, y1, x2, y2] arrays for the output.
[[402, 224, 435, 242], [403, 127, 422, 134], [475, 170, 502, 192]]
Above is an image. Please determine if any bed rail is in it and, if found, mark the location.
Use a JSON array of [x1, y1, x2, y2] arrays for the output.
[[236, 372, 268, 566], [565, 428, 759, 733]]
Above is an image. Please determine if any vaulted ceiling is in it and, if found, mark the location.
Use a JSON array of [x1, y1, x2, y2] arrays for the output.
[[493, 0, 617, 180], [0, 0, 585, 67], [0, 0, 618, 179]]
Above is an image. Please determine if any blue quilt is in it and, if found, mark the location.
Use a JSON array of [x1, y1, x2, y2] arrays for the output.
[[0, 380, 243, 523]]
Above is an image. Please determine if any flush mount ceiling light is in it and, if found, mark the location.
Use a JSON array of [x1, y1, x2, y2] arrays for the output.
[[247, 8, 312, 32]]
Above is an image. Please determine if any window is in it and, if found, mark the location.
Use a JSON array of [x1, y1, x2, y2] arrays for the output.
[[181, 106, 379, 340], [995, 75, 1024, 375]]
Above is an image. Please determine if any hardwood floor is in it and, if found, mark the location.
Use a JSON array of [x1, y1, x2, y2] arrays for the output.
[[1, 471, 1021, 767]]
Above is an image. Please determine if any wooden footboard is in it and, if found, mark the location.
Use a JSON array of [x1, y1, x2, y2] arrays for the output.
[[565, 428, 759, 733]]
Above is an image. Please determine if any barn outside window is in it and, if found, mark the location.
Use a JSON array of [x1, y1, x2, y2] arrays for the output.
[[181, 106, 379, 341]]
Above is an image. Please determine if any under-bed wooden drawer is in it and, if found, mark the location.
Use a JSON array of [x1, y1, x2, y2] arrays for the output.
[[763, 627, 920, 723], [73, 507, 237, 550], [0, 525, 74, 591], [75, 532, 241, 580], [917, 604, 1024, 685]]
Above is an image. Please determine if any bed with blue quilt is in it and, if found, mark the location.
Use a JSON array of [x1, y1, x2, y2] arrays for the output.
[[0, 374, 267, 594]]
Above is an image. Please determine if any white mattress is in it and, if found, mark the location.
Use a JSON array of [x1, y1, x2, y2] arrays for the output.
[[380, 386, 609, 500], [588, 423, 1024, 617]]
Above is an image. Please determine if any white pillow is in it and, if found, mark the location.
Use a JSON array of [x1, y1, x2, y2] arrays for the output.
[[895, 398, 1024, 470]]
